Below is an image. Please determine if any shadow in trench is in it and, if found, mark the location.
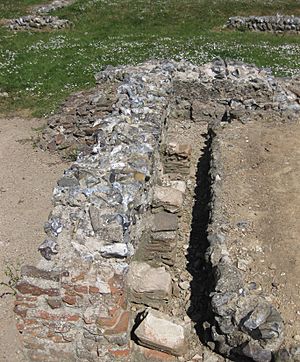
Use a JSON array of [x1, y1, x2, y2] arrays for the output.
[[186, 133, 214, 342], [186, 133, 252, 362]]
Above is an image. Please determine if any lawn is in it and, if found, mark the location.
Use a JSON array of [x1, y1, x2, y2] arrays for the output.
[[0, 0, 299, 116]]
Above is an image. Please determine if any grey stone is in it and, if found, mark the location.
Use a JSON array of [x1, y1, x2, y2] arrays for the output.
[[57, 176, 79, 187], [38, 239, 58, 260], [152, 212, 178, 232], [242, 341, 272, 362], [100, 243, 129, 258]]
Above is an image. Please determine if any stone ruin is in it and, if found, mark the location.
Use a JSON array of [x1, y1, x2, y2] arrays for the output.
[[6, 0, 74, 31], [226, 15, 300, 33], [14, 59, 300, 361]]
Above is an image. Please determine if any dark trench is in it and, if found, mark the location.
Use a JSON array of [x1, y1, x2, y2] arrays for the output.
[[186, 132, 214, 341], [187, 132, 253, 362]]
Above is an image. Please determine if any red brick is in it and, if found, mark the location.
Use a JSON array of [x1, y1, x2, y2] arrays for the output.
[[16, 322, 24, 332], [24, 319, 39, 326], [14, 301, 36, 308], [14, 305, 27, 318], [97, 309, 122, 328], [139, 346, 176, 361], [61, 283, 73, 291], [104, 311, 130, 335], [44, 321, 71, 334], [35, 310, 80, 322], [74, 285, 88, 294], [62, 294, 76, 305], [88, 286, 99, 294], [109, 348, 130, 359], [16, 295, 37, 302], [16, 281, 59, 297], [116, 294, 127, 309], [71, 272, 85, 282], [47, 334, 68, 344], [108, 274, 124, 295]]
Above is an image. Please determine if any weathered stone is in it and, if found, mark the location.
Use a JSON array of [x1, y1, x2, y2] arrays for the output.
[[274, 346, 300, 362], [21, 265, 68, 281], [57, 176, 79, 187], [152, 212, 178, 232], [127, 262, 172, 307], [38, 239, 58, 260], [89, 205, 123, 242], [152, 186, 184, 213], [134, 309, 188, 356], [166, 142, 192, 159], [100, 243, 129, 258], [242, 341, 272, 362]]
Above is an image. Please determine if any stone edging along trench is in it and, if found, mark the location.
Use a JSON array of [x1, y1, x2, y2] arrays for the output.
[[225, 15, 300, 33], [14, 59, 300, 361]]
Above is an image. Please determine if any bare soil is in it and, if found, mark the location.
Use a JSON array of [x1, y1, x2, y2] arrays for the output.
[[0, 117, 67, 362], [219, 119, 300, 345]]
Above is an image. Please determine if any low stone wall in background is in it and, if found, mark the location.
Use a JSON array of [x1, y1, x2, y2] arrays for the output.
[[7, 15, 71, 31], [5, 0, 74, 31], [226, 15, 300, 33], [14, 59, 300, 361]]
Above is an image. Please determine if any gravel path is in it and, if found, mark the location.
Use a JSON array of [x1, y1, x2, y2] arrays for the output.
[[0, 117, 67, 362]]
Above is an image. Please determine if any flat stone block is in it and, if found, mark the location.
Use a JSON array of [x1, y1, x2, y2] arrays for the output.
[[153, 186, 184, 213], [134, 309, 188, 356], [166, 141, 192, 159], [152, 212, 178, 232], [127, 262, 172, 306]]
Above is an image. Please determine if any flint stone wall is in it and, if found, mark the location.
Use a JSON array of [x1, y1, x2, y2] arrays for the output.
[[15, 59, 300, 361], [7, 16, 71, 31], [226, 15, 300, 33], [6, 0, 74, 31]]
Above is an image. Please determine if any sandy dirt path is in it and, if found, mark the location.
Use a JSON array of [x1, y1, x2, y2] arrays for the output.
[[0, 117, 67, 362]]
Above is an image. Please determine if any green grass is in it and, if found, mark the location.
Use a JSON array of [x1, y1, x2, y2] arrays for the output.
[[0, 0, 54, 18], [0, 0, 299, 116]]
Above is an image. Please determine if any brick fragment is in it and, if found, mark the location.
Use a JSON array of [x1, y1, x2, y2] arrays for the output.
[[104, 311, 130, 335], [13, 305, 27, 318], [109, 347, 130, 359], [74, 285, 88, 294], [16, 281, 59, 297], [88, 286, 99, 294], [16, 295, 37, 302], [35, 310, 80, 322], [137, 345, 177, 361], [71, 272, 85, 283], [62, 294, 77, 305], [97, 309, 122, 328]]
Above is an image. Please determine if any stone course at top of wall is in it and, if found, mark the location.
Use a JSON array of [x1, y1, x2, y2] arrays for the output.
[[15, 59, 300, 362], [226, 15, 300, 33]]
